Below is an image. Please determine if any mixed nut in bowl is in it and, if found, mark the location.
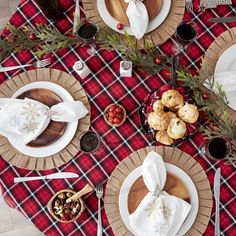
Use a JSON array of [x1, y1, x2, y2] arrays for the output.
[[47, 189, 85, 223]]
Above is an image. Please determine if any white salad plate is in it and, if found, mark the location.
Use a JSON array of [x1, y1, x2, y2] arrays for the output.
[[11, 81, 78, 157], [97, 0, 171, 36], [214, 44, 236, 110], [118, 163, 199, 236]]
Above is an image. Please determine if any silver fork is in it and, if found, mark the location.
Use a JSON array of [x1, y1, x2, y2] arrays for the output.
[[186, 0, 193, 12], [0, 58, 51, 72], [95, 185, 103, 236]]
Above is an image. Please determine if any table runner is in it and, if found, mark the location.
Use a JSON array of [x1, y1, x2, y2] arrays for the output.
[[0, 0, 235, 235]]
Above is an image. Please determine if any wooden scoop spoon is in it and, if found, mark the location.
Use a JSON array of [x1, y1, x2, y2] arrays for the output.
[[66, 184, 93, 203]]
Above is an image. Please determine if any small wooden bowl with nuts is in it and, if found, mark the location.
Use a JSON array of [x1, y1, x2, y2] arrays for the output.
[[47, 184, 93, 223]]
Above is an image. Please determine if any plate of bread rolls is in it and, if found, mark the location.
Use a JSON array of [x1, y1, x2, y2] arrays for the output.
[[140, 84, 200, 145]]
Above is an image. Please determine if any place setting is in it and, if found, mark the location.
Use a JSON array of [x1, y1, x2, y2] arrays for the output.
[[0, 0, 235, 236], [0, 68, 91, 170], [83, 0, 185, 46], [104, 146, 213, 236]]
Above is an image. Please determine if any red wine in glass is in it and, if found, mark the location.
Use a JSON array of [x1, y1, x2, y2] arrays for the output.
[[201, 137, 231, 161], [80, 131, 104, 154], [173, 20, 197, 54], [77, 21, 98, 55]]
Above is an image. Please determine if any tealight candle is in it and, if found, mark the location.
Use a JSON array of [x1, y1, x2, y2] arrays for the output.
[[120, 61, 132, 77], [73, 61, 91, 79]]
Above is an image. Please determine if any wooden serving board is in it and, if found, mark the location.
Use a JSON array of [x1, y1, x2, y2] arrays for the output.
[[17, 88, 67, 147], [105, 0, 163, 25], [128, 172, 190, 214]]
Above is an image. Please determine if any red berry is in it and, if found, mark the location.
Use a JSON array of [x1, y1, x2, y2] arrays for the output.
[[109, 105, 116, 112], [115, 106, 122, 113], [154, 57, 161, 65], [108, 117, 114, 124], [116, 113, 124, 119], [114, 117, 122, 124], [29, 33, 37, 40], [175, 87, 186, 96], [202, 93, 209, 100], [162, 69, 171, 77], [108, 111, 116, 118], [41, 53, 52, 59], [117, 23, 124, 30]]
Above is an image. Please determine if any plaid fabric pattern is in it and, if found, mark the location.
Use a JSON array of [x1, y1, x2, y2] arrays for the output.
[[0, 0, 236, 235]]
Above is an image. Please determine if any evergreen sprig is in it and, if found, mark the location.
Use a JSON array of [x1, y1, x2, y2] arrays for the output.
[[97, 28, 172, 74], [177, 71, 236, 163], [0, 23, 81, 60]]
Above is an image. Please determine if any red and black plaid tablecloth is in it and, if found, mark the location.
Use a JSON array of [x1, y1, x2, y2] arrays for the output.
[[0, 0, 235, 235]]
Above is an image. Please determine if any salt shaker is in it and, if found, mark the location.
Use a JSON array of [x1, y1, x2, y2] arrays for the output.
[[120, 61, 132, 77], [73, 61, 91, 79]]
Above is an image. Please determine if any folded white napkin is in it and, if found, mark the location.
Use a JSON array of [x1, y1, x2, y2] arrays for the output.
[[207, 71, 236, 110], [0, 98, 88, 145], [129, 151, 191, 236], [124, 0, 148, 39]]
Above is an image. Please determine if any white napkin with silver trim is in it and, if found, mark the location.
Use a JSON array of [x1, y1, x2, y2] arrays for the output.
[[124, 0, 148, 39], [0, 98, 88, 145], [129, 151, 191, 236]]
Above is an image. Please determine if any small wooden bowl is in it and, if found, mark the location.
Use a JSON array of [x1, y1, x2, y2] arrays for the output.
[[47, 189, 85, 223], [104, 104, 126, 127]]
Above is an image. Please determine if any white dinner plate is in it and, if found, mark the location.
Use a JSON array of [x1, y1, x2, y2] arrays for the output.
[[214, 44, 236, 111], [118, 163, 199, 236], [215, 44, 236, 73], [11, 82, 78, 157], [97, 0, 171, 36]]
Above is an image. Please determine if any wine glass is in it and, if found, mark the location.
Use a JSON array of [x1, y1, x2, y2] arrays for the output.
[[172, 20, 197, 55], [79, 130, 105, 155], [199, 137, 231, 161], [77, 20, 99, 56]]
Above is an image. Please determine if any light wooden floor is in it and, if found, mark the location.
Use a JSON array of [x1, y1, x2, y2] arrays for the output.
[[0, 1, 43, 235]]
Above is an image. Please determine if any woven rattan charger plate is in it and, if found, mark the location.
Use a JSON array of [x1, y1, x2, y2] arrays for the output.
[[0, 68, 90, 170], [200, 28, 236, 121], [83, 0, 185, 48], [104, 146, 212, 236]]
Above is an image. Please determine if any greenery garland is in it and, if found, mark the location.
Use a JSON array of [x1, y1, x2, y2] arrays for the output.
[[0, 23, 235, 163]]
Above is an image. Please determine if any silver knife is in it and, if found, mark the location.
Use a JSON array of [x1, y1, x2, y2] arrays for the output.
[[214, 168, 221, 236], [209, 16, 236, 23], [14, 172, 79, 183]]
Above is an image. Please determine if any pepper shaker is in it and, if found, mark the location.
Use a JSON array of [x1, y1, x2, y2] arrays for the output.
[[120, 61, 132, 77], [73, 61, 91, 79]]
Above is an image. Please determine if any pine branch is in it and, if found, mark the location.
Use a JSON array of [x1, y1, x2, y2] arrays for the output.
[[0, 23, 81, 60], [97, 28, 172, 74], [177, 70, 236, 163]]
